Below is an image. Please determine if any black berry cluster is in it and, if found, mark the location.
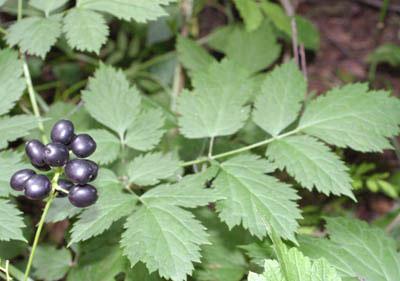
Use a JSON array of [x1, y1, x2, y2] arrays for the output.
[[10, 120, 99, 208]]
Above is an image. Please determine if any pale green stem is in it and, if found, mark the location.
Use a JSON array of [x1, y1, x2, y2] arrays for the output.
[[22, 58, 47, 143], [23, 172, 60, 281], [181, 128, 300, 167]]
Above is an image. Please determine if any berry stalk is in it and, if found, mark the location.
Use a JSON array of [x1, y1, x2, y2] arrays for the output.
[[23, 172, 60, 281]]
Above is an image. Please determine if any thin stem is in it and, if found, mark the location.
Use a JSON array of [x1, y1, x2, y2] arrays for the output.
[[208, 137, 215, 159], [17, 0, 23, 20], [23, 173, 60, 281], [22, 58, 47, 143], [181, 128, 300, 167], [279, 0, 299, 66], [5, 260, 10, 281]]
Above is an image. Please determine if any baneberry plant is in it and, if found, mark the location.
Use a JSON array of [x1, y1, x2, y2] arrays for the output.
[[0, 1, 399, 281]]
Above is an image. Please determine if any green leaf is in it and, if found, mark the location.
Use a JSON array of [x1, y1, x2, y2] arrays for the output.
[[267, 135, 354, 199], [67, 246, 125, 281], [222, 21, 280, 73], [194, 208, 248, 281], [86, 129, 120, 165], [233, 0, 263, 31], [299, 83, 400, 152], [121, 203, 209, 281], [0, 48, 25, 116], [29, 0, 68, 15], [178, 59, 252, 138], [45, 198, 82, 223], [83, 64, 141, 139], [63, 8, 109, 54], [0, 151, 27, 197], [125, 108, 165, 151], [215, 154, 301, 241], [33, 245, 72, 281], [261, 2, 320, 50], [300, 217, 400, 281], [77, 0, 177, 22], [69, 189, 137, 244], [253, 61, 306, 136], [0, 115, 39, 149], [176, 36, 215, 73], [367, 43, 400, 67], [128, 153, 180, 186], [141, 166, 222, 208], [6, 15, 62, 58], [0, 199, 26, 242], [125, 262, 164, 281]]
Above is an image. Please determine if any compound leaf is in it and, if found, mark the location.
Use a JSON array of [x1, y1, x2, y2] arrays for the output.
[[125, 108, 165, 152], [86, 129, 120, 165], [142, 166, 222, 208], [300, 217, 400, 281], [121, 203, 208, 281], [0, 48, 25, 116], [299, 83, 400, 152], [82, 64, 141, 139], [0, 115, 39, 150], [178, 60, 252, 138], [233, 0, 263, 32], [215, 154, 301, 241], [46, 198, 82, 223], [267, 135, 354, 199], [0, 199, 26, 242], [63, 8, 109, 54], [6, 15, 62, 58], [128, 153, 180, 186], [77, 0, 177, 22], [253, 61, 306, 136], [69, 189, 137, 244]]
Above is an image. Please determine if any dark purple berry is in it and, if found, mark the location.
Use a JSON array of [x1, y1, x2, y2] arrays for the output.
[[44, 143, 69, 167], [25, 140, 46, 167], [57, 179, 74, 198], [68, 184, 98, 208], [70, 134, 96, 158], [10, 169, 36, 191], [32, 162, 51, 171], [24, 175, 51, 200], [65, 159, 95, 184], [86, 160, 99, 182], [51, 120, 75, 145]]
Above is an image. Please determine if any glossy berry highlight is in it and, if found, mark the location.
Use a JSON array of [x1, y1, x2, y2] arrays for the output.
[[65, 159, 97, 184], [70, 134, 97, 158], [68, 184, 98, 208], [24, 175, 52, 200], [51, 120, 75, 145], [44, 143, 69, 167], [25, 140, 46, 167], [10, 169, 36, 191]]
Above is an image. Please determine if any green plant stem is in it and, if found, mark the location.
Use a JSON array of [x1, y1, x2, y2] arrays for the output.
[[23, 173, 60, 281], [181, 128, 300, 167], [22, 58, 47, 143], [17, 0, 23, 20]]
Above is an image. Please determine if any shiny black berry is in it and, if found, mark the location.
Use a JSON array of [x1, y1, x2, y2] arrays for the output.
[[70, 134, 96, 158], [24, 175, 51, 200], [65, 159, 95, 184], [25, 140, 46, 167], [68, 184, 98, 208], [44, 143, 69, 167], [10, 169, 36, 191], [51, 120, 75, 145], [86, 160, 99, 182], [32, 162, 51, 171], [57, 179, 74, 198]]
